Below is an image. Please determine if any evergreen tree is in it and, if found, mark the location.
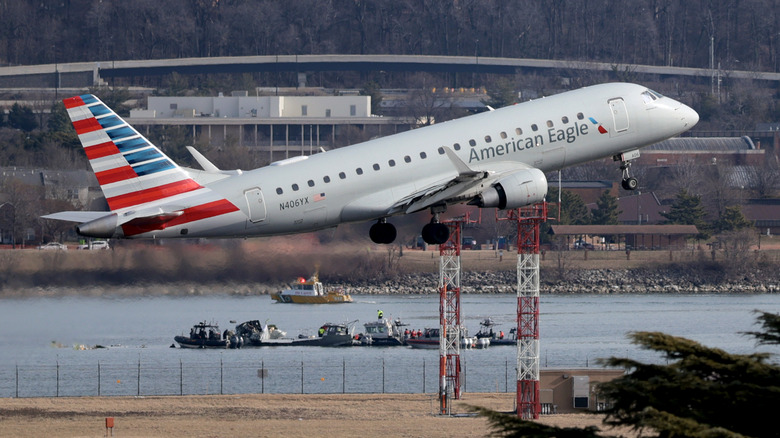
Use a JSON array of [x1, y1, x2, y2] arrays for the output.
[[360, 81, 383, 115], [590, 190, 621, 225], [714, 205, 754, 233], [660, 188, 710, 239], [548, 187, 591, 225], [476, 311, 780, 438], [7, 103, 37, 132], [482, 78, 518, 109]]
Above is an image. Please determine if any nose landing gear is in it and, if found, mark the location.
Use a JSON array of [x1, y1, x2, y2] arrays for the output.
[[614, 151, 640, 191]]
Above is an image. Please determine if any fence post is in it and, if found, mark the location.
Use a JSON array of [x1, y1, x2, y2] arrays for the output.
[[137, 357, 141, 396], [261, 360, 264, 394], [382, 359, 385, 394], [301, 361, 304, 394], [180, 359, 183, 396], [422, 359, 425, 393], [15, 364, 18, 398], [342, 358, 345, 394], [505, 359, 508, 393], [98, 361, 101, 396], [56, 361, 59, 397], [220, 357, 223, 395]]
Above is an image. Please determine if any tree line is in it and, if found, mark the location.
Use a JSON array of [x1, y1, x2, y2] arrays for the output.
[[1, 0, 778, 73]]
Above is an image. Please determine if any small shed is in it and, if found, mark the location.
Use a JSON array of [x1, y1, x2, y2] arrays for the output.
[[549, 225, 699, 250]]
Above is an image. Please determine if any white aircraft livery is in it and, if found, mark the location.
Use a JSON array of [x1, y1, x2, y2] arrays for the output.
[[43, 82, 698, 245]]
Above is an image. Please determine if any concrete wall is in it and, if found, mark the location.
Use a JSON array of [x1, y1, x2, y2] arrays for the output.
[[142, 95, 371, 119]]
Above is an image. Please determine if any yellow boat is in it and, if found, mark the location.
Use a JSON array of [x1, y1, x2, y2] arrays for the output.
[[271, 275, 353, 304]]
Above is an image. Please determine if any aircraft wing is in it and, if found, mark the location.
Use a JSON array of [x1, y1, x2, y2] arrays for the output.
[[392, 147, 536, 214]]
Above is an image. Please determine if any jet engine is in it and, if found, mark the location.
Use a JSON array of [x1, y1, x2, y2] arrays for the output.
[[76, 213, 119, 238], [470, 168, 548, 210]]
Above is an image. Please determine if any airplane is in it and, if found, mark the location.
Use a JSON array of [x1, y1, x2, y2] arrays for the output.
[[43, 82, 698, 245]]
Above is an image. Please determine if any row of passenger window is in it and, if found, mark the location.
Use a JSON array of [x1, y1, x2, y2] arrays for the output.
[[274, 112, 586, 195]]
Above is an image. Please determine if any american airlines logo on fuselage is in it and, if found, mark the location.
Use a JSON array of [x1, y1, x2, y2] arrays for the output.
[[468, 118, 606, 163]]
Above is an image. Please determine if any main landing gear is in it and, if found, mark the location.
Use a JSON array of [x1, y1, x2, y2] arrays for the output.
[[421, 205, 450, 245], [369, 206, 450, 246], [369, 218, 396, 244]]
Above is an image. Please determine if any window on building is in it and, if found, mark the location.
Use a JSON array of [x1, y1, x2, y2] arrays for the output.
[[325, 109, 331, 117], [301, 105, 308, 116], [170, 103, 178, 110], [350, 105, 356, 116]]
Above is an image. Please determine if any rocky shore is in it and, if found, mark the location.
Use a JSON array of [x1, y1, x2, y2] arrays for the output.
[[13, 266, 776, 298]]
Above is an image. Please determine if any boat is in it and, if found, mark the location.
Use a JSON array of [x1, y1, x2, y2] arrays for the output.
[[475, 318, 516, 346], [405, 328, 440, 349], [356, 317, 407, 346], [175, 321, 233, 349], [406, 327, 489, 349], [238, 321, 357, 347], [271, 274, 353, 304]]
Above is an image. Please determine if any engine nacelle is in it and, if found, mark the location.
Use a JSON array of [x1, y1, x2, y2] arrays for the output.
[[472, 168, 548, 210], [76, 213, 119, 238]]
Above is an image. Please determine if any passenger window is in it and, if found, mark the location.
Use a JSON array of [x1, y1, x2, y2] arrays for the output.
[[356, 168, 363, 175], [438, 147, 445, 155], [388, 159, 396, 167], [323, 176, 331, 183], [420, 151, 427, 159], [577, 112, 584, 120], [404, 155, 411, 163], [515, 127, 523, 135], [531, 124, 538, 131], [469, 139, 476, 147], [453, 143, 461, 151], [546, 120, 553, 128], [561, 116, 569, 124], [276, 187, 283, 195], [308, 180, 314, 187], [339, 172, 346, 179], [292, 184, 299, 191], [373, 163, 380, 171], [485, 135, 492, 143], [500, 132, 507, 139]]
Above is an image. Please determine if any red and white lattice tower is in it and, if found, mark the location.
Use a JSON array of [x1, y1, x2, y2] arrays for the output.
[[438, 218, 461, 415], [501, 203, 547, 419], [438, 214, 474, 415]]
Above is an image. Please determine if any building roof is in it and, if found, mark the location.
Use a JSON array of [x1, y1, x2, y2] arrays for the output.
[[617, 192, 666, 224], [550, 225, 699, 235], [647, 136, 755, 151]]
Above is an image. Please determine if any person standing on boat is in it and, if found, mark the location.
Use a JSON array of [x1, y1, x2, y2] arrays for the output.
[[377, 310, 384, 320]]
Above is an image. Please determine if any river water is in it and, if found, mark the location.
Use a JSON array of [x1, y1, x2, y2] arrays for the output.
[[1, 293, 778, 397]]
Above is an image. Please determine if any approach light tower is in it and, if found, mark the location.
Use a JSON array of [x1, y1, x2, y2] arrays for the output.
[[500, 203, 547, 419], [438, 213, 477, 415]]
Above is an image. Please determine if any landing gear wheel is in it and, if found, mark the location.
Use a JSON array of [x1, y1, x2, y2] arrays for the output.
[[421, 222, 450, 245], [369, 221, 397, 244], [621, 177, 638, 191]]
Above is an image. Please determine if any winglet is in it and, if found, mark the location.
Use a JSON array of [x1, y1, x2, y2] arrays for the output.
[[442, 147, 481, 180]]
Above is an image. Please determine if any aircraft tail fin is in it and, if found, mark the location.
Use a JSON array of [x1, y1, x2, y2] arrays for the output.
[[63, 94, 203, 212]]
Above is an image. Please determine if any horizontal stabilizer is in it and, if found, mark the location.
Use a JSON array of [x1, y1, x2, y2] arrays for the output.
[[41, 211, 111, 223]]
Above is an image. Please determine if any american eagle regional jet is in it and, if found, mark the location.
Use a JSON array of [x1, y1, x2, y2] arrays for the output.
[[43, 82, 698, 245]]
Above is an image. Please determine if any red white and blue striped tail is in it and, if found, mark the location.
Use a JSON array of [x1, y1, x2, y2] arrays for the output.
[[62, 94, 239, 236]]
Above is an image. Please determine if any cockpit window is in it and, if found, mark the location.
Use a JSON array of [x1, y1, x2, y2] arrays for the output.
[[641, 89, 664, 104]]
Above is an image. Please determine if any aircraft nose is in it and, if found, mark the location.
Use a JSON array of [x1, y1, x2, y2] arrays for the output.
[[679, 103, 699, 129]]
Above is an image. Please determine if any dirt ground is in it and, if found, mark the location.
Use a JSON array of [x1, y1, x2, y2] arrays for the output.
[[0, 393, 636, 438]]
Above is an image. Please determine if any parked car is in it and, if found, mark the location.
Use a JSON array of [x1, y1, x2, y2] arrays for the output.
[[37, 242, 68, 251], [77, 240, 110, 250], [462, 236, 477, 249], [573, 240, 594, 250]]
